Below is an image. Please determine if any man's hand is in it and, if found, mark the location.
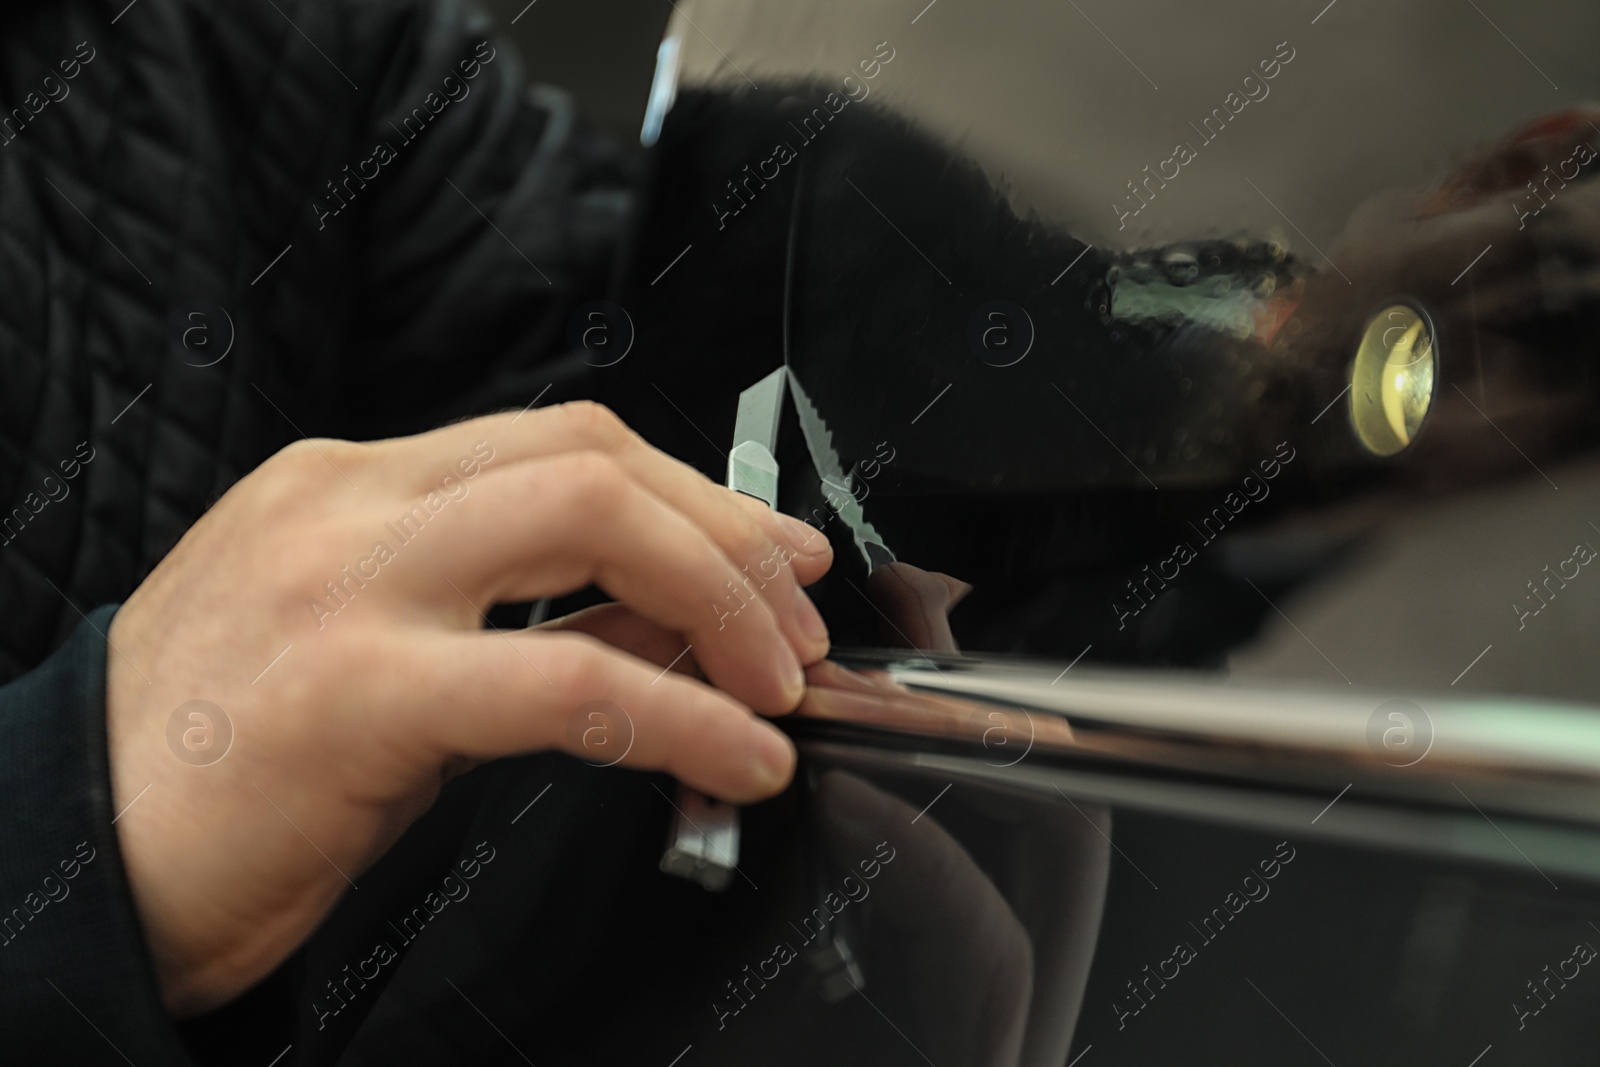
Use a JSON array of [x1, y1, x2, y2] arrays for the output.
[[104, 402, 832, 1016]]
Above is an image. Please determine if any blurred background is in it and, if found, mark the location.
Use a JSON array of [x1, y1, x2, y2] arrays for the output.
[[479, 0, 669, 142]]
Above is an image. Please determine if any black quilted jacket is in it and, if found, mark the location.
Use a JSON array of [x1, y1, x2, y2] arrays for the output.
[[0, 0, 639, 1061]]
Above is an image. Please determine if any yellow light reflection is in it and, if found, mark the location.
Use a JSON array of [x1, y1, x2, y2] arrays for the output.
[[1352, 304, 1435, 457]]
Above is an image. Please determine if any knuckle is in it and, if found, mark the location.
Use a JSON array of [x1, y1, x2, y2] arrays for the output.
[[558, 400, 631, 450], [538, 632, 611, 697], [554, 450, 630, 515], [275, 436, 358, 469], [720, 485, 788, 547], [261, 439, 322, 482], [723, 512, 777, 570], [673, 697, 727, 752], [257, 437, 365, 496]]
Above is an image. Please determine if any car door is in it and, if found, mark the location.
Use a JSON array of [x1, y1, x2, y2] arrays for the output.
[[576, 1, 1600, 1064]]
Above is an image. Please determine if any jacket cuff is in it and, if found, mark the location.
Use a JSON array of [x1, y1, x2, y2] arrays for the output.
[[0, 604, 195, 1063]]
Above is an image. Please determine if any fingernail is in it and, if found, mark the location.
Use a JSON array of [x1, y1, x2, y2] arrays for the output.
[[793, 583, 829, 647], [748, 720, 796, 792], [776, 512, 831, 557], [785, 648, 807, 701]]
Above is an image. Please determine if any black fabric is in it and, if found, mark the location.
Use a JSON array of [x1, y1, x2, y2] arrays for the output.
[[0, 604, 195, 1063], [0, 0, 630, 682], [0, 0, 633, 1059]]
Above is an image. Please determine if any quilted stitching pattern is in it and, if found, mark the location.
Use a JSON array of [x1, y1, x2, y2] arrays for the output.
[[0, 0, 632, 682]]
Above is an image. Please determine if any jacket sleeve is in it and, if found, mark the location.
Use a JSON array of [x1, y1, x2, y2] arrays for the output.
[[329, 0, 637, 440], [0, 605, 203, 1063], [0, 3, 629, 1060]]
